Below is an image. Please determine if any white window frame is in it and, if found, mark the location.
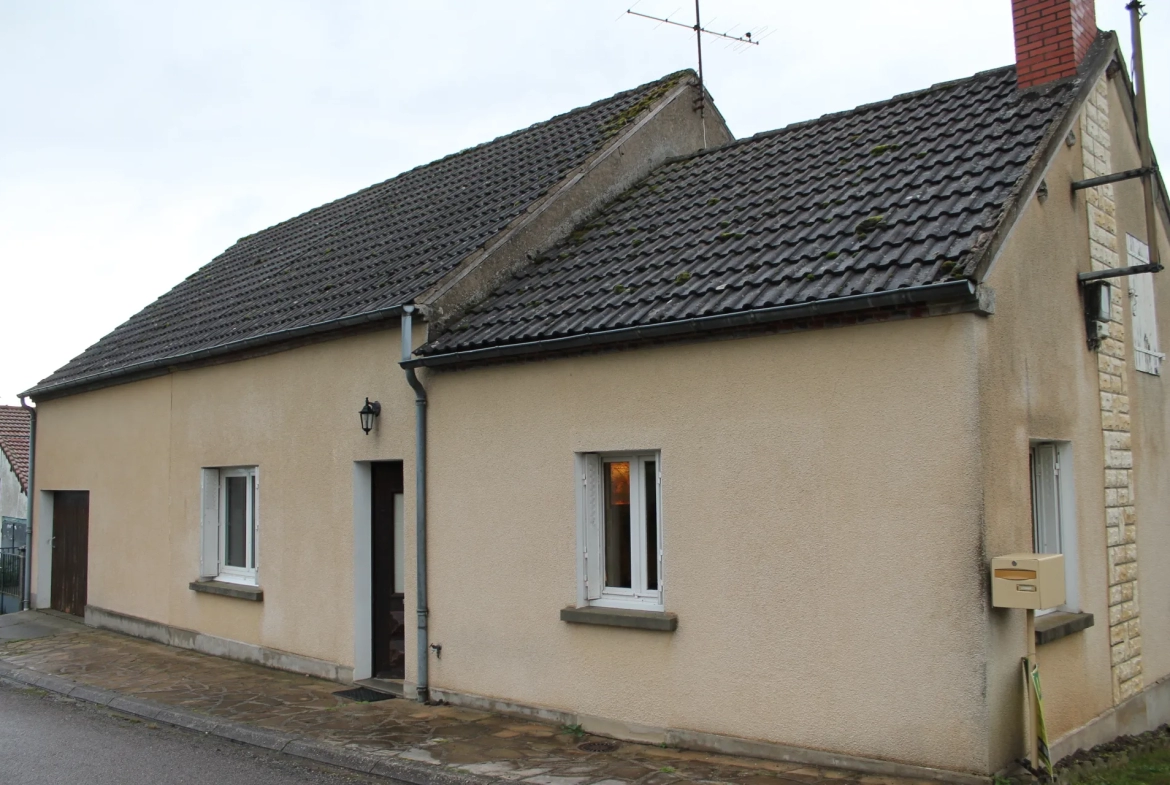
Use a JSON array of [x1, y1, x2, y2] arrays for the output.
[[1127, 234, 1163, 376], [575, 452, 663, 612], [201, 466, 259, 585], [1030, 442, 1078, 614]]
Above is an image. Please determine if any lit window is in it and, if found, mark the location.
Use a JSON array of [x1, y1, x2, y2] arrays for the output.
[[578, 453, 661, 610]]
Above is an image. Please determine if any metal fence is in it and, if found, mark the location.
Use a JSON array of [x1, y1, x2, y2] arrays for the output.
[[0, 546, 26, 615]]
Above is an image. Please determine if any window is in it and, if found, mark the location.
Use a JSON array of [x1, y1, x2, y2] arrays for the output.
[[1127, 234, 1163, 376], [577, 452, 662, 610], [1030, 443, 1078, 612], [200, 467, 258, 585]]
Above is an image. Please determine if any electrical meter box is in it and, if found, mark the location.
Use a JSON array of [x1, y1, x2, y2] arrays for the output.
[[991, 553, 1066, 610]]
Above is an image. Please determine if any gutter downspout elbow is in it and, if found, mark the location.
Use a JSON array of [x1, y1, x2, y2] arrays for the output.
[[400, 306, 430, 704], [19, 396, 36, 612]]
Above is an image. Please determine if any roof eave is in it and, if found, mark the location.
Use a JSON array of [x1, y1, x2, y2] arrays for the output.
[[403, 279, 986, 370], [22, 304, 410, 402]]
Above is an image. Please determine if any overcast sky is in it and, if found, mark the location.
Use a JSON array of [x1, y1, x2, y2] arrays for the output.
[[1, 0, 1165, 403]]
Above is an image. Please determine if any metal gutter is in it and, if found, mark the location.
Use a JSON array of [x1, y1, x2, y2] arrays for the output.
[[403, 280, 979, 369], [19, 397, 35, 611], [400, 306, 430, 704], [22, 305, 407, 401]]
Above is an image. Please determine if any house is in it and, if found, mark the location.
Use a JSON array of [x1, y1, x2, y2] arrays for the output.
[[20, 0, 1170, 778], [0, 406, 30, 548], [0, 405, 31, 613]]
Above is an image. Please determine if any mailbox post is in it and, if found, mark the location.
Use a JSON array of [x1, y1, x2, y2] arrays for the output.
[[991, 553, 1066, 772]]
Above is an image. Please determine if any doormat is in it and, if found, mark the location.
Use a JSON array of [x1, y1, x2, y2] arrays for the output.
[[333, 687, 396, 703]]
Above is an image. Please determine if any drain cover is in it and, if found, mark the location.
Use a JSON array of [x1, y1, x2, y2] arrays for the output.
[[578, 740, 619, 753], [333, 686, 396, 703]]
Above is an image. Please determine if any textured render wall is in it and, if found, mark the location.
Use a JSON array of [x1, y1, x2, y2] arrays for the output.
[[421, 316, 989, 773], [978, 123, 1114, 771], [0, 450, 27, 520], [980, 69, 1170, 771], [31, 326, 421, 671], [32, 376, 175, 620], [164, 328, 419, 667]]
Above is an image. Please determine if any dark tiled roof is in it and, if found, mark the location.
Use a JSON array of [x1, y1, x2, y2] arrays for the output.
[[0, 406, 31, 493], [422, 66, 1078, 356], [30, 71, 691, 396]]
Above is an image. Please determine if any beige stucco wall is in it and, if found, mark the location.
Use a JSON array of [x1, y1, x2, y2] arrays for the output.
[[420, 314, 989, 773], [32, 326, 419, 670], [978, 70, 1170, 770]]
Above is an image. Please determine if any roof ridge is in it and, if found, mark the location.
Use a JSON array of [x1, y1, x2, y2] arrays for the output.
[[226, 69, 697, 253], [654, 64, 1020, 170]]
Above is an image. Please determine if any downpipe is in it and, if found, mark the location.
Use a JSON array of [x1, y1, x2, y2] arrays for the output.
[[400, 306, 430, 703], [19, 397, 36, 611]]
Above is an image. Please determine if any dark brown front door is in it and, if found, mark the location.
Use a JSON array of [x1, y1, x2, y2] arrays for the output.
[[51, 491, 89, 617], [371, 463, 405, 679]]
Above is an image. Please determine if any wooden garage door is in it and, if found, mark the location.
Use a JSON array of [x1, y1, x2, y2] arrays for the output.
[[51, 491, 89, 617]]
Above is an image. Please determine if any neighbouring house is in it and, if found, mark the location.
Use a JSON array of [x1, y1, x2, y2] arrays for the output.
[[0, 405, 31, 614], [0, 406, 30, 548], [20, 0, 1170, 779]]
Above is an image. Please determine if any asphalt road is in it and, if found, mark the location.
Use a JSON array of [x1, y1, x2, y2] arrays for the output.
[[0, 680, 388, 784]]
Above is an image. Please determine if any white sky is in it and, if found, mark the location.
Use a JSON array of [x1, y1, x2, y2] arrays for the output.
[[1, 0, 1165, 403]]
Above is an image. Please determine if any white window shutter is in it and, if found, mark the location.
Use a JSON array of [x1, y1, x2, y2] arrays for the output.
[[200, 469, 220, 578], [1127, 235, 1162, 375], [583, 453, 603, 601]]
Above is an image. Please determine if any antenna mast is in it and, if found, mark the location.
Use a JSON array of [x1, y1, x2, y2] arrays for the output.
[[627, 1, 763, 145], [1127, 1, 1161, 270]]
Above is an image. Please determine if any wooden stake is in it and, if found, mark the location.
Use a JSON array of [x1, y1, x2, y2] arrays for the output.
[[1026, 608, 1038, 770]]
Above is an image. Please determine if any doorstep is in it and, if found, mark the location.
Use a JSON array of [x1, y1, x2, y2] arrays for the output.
[[356, 677, 407, 697]]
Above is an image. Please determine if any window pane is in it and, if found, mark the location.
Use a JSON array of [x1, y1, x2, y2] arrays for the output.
[[1031, 445, 1061, 554], [250, 475, 257, 569], [225, 476, 248, 568], [604, 461, 632, 589], [644, 460, 658, 592]]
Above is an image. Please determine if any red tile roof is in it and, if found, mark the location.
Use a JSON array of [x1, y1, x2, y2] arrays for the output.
[[0, 406, 31, 494]]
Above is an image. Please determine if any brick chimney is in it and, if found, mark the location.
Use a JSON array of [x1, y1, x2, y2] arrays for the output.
[[1012, 0, 1098, 89]]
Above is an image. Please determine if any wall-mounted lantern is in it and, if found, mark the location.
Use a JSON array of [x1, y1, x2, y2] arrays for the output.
[[1082, 280, 1112, 350], [359, 398, 382, 435]]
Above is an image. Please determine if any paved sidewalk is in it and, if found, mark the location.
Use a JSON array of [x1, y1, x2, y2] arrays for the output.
[[0, 612, 935, 785]]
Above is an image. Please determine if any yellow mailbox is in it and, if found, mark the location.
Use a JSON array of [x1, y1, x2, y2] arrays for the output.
[[991, 553, 1065, 610]]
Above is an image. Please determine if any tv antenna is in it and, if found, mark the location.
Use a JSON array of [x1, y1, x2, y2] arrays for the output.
[[627, 1, 764, 132]]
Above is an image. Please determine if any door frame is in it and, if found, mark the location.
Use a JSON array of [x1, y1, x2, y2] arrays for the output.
[[34, 491, 54, 609], [353, 463, 374, 680]]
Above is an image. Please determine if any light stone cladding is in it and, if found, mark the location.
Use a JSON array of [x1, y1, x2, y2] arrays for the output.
[[1081, 74, 1142, 703]]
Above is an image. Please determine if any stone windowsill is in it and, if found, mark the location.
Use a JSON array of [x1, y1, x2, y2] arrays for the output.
[[1036, 611, 1094, 645], [189, 580, 264, 602], [560, 605, 677, 632]]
